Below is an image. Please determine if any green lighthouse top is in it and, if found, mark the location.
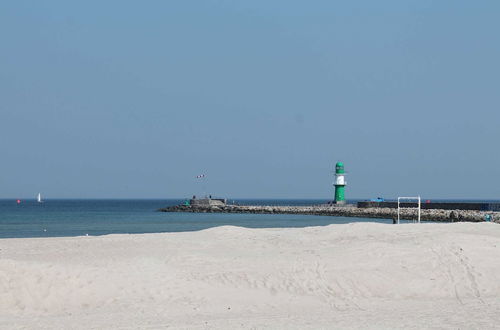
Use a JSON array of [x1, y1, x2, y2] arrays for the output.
[[335, 162, 345, 174]]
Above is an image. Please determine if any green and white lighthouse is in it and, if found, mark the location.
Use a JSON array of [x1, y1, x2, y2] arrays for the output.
[[334, 162, 346, 204]]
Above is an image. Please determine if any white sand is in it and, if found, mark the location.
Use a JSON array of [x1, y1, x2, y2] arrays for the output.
[[1, 222, 500, 329]]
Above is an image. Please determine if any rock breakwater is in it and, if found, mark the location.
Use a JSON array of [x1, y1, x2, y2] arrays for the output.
[[159, 204, 500, 223]]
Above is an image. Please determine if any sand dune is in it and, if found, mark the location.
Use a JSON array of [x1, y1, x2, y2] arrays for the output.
[[1, 222, 500, 329]]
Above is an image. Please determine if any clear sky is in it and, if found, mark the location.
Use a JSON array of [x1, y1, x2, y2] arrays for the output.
[[1, 1, 499, 199]]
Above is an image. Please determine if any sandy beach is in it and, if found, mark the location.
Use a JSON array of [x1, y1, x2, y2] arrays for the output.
[[1, 222, 500, 329]]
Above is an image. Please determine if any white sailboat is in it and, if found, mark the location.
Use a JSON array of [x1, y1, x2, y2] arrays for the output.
[[37, 193, 43, 203]]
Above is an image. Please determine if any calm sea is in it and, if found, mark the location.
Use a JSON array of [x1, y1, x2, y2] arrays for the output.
[[0, 199, 393, 239]]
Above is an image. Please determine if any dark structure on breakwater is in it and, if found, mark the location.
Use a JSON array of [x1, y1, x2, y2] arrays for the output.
[[357, 201, 500, 212], [189, 197, 227, 207]]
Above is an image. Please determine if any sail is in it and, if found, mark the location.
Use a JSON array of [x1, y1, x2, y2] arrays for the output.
[[37, 193, 42, 203]]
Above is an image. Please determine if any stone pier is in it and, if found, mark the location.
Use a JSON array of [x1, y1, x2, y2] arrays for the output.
[[159, 204, 500, 223]]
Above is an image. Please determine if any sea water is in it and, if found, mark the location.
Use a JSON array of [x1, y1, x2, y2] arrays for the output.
[[0, 199, 395, 239]]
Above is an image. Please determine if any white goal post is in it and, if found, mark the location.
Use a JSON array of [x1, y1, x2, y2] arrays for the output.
[[397, 196, 421, 224]]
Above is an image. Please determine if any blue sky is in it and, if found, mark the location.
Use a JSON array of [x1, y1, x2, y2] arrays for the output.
[[1, 1, 499, 199]]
